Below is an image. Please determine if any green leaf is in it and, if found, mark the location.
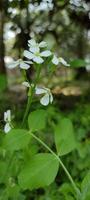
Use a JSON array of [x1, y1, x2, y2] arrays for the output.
[[0, 161, 7, 183], [18, 153, 59, 190], [28, 109, 47, 131], [65, 195, 74, 200], [59, 183, 74, 195], [81, 171, 90, 200], [54, 118, 76, 156], [70, 59, 87, 68], [4, 129, 31, 151]]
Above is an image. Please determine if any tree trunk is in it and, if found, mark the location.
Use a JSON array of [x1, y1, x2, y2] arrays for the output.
[[0, 0, 6, 74]]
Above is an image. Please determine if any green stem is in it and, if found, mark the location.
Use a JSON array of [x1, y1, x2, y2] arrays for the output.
[[22, 66, 41, 127], [30, 132, 81, 199], [22, 92, 32, 127]]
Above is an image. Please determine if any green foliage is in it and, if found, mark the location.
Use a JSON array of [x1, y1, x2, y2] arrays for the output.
[[1, 36, 90, 200], [81, 172, 90, 200], [54, 118, 76, 156], [70, 59, 87, 68], [0, 161, 7, 183], [28, 109, 47, 132], [18, 153, 59, 190], [3, 129, 31, 151]]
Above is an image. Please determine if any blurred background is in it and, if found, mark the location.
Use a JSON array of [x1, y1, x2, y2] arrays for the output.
[[0, 0, 90, 107], [0, 0, 90, 199], [0, 0, 90, 80]]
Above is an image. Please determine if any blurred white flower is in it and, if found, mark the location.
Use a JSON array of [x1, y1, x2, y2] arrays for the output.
[[52, 55, 59, 65], [4, 110, 12, 133], [7, 59, 32, 70], [28, 39, 47, 53], [35, 87, 53, 106], [22, 81, 31, 88], [52, 55, 70, 66], [22, 81, 34, 88], [24, 49, 52, 64], [59, 57, 70, 66], [24, 39, 51, 64], [4, 123, 11, 133]]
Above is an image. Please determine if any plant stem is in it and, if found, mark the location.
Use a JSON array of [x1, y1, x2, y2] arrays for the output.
[[22, 92, 33, 127], [30, 132, 81, 199], [22, 66, 41, 127]]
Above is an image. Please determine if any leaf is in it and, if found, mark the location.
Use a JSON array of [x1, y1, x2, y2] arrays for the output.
[[65, 195, 74, 200], [81, 171, 90, 200], [70, 59, 87, 68], [54, 118, 76, 156], [28, 109, 47, 131], [0, 161, 7, 183], [59, 183, 74, 195], [4, 129, 31, 151], [18, 153, 59, 190]]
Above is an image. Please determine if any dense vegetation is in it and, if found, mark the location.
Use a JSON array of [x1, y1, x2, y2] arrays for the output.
[[0, 0, 90, 200]]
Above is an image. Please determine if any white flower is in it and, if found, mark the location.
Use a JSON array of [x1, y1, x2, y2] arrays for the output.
[[24, 39, 51, 64], [59, 57, 70, 66], [4, 110, 12, 133], [52, 55, 59, 65], [35, 87, 53, 106], [22, 81, 31, 88], [4, 123, 11, 133], [7, 59, 32, 70], [24, 49, 52, 64], [28, 39, 47, 53], [52, 55, 70, 66], [39, 41, 47, 48]]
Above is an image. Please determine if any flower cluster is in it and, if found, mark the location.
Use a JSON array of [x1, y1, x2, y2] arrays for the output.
[[7, 38, 70, 69], [4, 38, 70, 133]]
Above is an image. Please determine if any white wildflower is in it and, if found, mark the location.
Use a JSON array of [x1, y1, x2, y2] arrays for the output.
[[24, 39, 51, 64], [4, 110, 12, 133], [59, 57, 70, 66], [24, 49, 52, 64], [35, 87, 53, 106], [52, 55, 70, 66], [28, 39, 47, 53], [52, 55, 59, 65], [22, 81, 31, 88], [7, 59, 32, 70]]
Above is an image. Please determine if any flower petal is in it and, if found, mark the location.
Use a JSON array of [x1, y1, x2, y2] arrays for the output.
[[4, 110, 11, 122], [52, 55, 59, 65], [33, 56, 44, 64], [4, 123, 11, 133], [39, 41, 47, 48], [20, 61, 30, 69], [59, 57, 70, 66], [7, 60, 19, 69], [40, 93, 49, 106], [29, 46, 40, 53], [50, 93, 53, 103], [22, 81, 30, 88], [28, 39, 36, 46], [40, 50, 52, 57], [24, 60, 33, 64], [24, 50, 34, 60], [35, 87, 46, 94]]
